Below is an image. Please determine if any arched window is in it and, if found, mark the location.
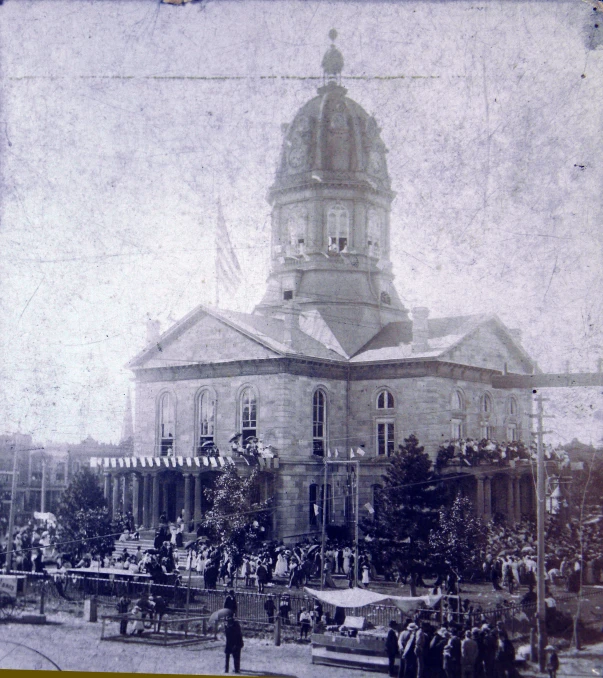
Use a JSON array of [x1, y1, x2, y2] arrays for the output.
[[313, 389, 327, 456], [508, 397, 517, 416], [482, 393, 493, 413], [450, 390, 465, 439], [288, 211, 307, 256], [309, 484, 318, 527], [451, 390, 464, 411], [480, 393, 494, 439], [327, 204, 349, 253], [377, 389, 395, 409], [240, 388, 257, 443], [158, 392, 175, 456], [367, 209, 381, 258], [196, 390, 216, 454]]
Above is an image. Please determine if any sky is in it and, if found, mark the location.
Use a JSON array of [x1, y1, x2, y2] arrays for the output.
[[0, 0, 602, 446]]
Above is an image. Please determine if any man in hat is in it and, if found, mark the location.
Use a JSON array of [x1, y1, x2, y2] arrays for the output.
[[427, 627, 448, 678], [385, 620, 399, 677], [545, 644, 559, 678], [399, 622, 418, 678], [263, 595, 276, 624], [461, 629, 479, 678], [224, 615, 244, 674], [224, 588, 238, 617]]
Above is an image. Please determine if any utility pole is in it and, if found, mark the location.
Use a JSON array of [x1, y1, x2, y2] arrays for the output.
[[5, 444, 19, 572], [535, 393, 548, 672], [354, 461, 360, 587]]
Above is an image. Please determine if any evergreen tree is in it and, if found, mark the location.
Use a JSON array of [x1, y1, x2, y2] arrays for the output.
[[362, 434, 446, 573], [200, 464, 272, 563], [56, 468, 115, 560], [429, 495, 486, 575]]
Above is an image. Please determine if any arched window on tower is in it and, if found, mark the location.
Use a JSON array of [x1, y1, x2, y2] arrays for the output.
[[196, 390, 216, 455], [367, 209, 382, 258], [327, 204, 349, 254], [158, 392, 175, 456], [240, 388, 257, 443], [377, 389, 395, 410], [313, 389, 327, 457], [287, 210, 307, 256]]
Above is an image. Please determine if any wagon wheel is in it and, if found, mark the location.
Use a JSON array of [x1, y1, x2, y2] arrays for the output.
[[0, 594, 16, 620]]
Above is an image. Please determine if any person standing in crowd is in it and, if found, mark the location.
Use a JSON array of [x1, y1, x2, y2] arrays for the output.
[[279, 593, 291, 625], [153, 594, 167, 633], [461, 629, 479, 678], [116, 594, 131, 636], [414, 622, 428, 678], [385, 620, 399, 678], [224, 616, 244, 674], [442, 628, 461, 678], [263, 595, 276, 624], [256, 560, 268, 593], [399, 621, 418, 678], [224, 588, 238, 617], [427, 626, 448, 678], [298, 607, 313, 640], [495, 629, 515, 678]]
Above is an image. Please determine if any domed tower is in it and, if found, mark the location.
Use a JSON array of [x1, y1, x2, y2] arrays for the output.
[[256, 31, 408, 356]]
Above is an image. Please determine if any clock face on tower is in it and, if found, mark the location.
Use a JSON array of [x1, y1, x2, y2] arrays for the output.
[[288, 145, 306, 169]]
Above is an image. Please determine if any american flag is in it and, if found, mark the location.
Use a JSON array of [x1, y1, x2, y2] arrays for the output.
[[215, 201, 242, 305]]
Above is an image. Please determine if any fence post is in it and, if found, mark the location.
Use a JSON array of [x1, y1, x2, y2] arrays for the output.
[[274, 615, 281, 647], [39, 580, 45, 615]]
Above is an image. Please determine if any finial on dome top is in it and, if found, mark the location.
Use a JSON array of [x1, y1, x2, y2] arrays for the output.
[[321, 29, 344, 85]]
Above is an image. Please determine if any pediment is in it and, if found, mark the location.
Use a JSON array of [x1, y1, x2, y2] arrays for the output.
[[129, 309, 281, 370]]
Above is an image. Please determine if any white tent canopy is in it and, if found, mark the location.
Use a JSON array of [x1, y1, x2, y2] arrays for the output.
[[303, 587, 442, 613]]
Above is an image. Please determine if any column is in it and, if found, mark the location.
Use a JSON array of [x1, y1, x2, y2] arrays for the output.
[[194, 473, 202, 526], [112, 475, 120, 519], [476, 476, 485, 517], [152, 474, 160, 527], [122, 475, 131, 515], [514, 477, 522, 522], [507, 475, 515, 522], [142, 474, 151, 529], [132, 473, 140, 527], [103, 473, 111, 502], [183, 474, 191, 525], [484, 477, 492, 519]]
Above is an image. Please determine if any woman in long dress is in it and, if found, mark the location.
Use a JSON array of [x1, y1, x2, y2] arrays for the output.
[[343, 548, 351, 575], [274, 552, 289, 578]]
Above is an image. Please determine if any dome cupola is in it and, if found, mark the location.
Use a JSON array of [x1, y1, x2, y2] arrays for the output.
[[256, 32, 408, 356]]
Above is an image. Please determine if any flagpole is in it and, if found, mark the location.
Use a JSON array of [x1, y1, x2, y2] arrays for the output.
[[320, 456, 328, 590]]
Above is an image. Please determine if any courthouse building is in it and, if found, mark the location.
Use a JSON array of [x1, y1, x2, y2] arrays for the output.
[[91, 38, 536, 539]]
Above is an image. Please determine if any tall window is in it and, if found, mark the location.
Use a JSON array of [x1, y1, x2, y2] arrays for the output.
[[197, 390, 215, 454], [327, 204, 349, 253], [377, 421, 395, 456], [451, 419, 464, 440], [508, 397, 518, 416], [159, 392, 175, 456], [482, 393, 493, 413], [507, 424, 518, 442], [309, 484, 318, 526], [367, 209, 381, 258], [288, 212, 306, 256], [451, 390, 464, 411], [240, 388, 257, 443], [377, 389, 394, 409], [313, 389, 327, 456]]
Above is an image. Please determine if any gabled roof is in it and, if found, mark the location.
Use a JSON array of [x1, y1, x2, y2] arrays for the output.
[[351, 314, 534, 372], [127, 304, 347, 369]]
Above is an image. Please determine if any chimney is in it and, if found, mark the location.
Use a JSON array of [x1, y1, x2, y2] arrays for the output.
[[411, 307, 430, 353], [282, 302, 300, 349], [146, 318, 161, 344]]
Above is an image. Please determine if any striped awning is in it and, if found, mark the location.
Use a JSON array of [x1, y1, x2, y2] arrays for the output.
[[89, 455, 237, 470]]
